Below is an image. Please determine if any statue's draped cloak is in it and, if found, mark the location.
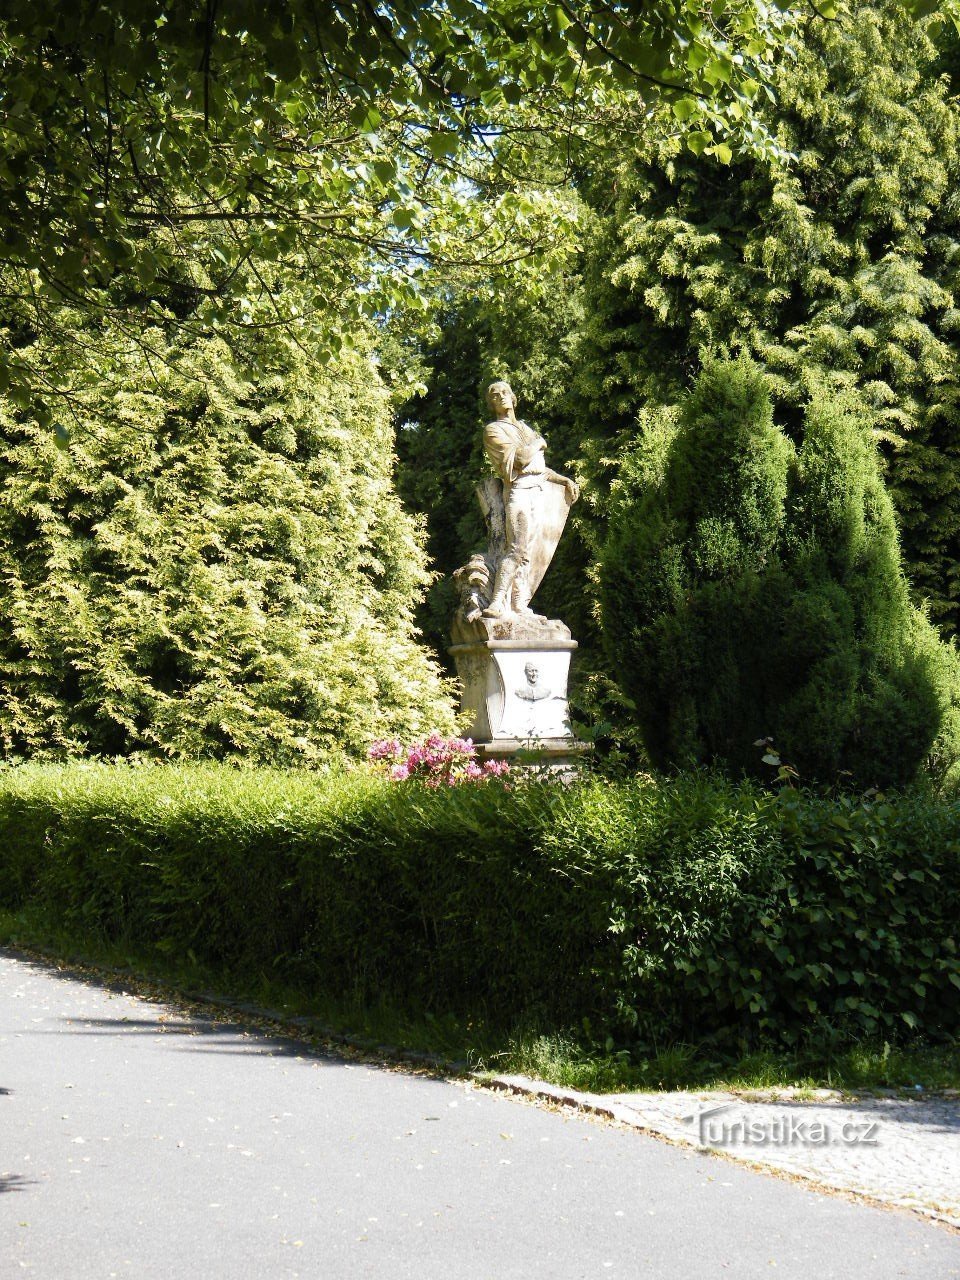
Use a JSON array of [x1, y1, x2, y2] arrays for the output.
[[479, 417, 571, 602]]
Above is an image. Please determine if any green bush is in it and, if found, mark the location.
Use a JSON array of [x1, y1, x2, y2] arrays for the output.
[[1, 762, 958, 1050], [0, 318, 453, 762], [599, 359, 960, 787], [560, 773, 960, 1048]]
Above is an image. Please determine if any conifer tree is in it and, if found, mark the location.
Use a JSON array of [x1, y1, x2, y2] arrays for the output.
[[576, 0, 960, 633], [599, 359, 960, 787], [0, 313, 453, 761]]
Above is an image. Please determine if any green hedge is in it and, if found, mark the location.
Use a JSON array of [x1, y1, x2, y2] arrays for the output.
[[1, 763, 958, 1049]]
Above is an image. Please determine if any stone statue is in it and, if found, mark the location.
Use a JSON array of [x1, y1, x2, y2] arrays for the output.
[[449, 381, 590, 773], [480, 381, 579, 619]]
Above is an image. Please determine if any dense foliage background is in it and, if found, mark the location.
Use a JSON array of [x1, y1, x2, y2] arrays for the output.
[[0, 303, 453, 761], [573, 0, 960, 637], [397, 0, 960, 787], [0, 0, 957, 784]]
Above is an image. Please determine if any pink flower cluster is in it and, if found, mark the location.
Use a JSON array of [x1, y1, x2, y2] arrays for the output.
[[367, 732, 510, 787]]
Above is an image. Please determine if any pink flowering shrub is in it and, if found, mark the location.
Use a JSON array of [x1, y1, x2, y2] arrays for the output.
[[367, 732, 510, 787]]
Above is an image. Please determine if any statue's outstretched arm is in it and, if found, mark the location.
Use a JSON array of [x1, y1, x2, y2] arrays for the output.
[[544, 469, 579, 503]]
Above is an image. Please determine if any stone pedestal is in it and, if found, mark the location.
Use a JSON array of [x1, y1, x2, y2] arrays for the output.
[[450, 631, 590, 776], [473, 735, 592, 783]]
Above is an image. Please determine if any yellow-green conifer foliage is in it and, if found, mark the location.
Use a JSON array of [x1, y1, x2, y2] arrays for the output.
[[0, 322, 454, 761]]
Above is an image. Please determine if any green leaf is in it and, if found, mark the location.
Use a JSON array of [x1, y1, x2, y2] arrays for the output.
[[686, 131, 712, 156], [672, 97, 698, 123], [425, 131, 459, 160], [349, 103, 382, 136], [703, 57, 732, 87]]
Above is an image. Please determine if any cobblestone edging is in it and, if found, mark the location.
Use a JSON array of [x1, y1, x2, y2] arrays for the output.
[[485, 1074, 960, 1230]]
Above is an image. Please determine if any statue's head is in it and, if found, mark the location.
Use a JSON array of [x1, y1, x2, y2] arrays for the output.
[[486, 381, 516, 417], [524, 662, 539, 685]]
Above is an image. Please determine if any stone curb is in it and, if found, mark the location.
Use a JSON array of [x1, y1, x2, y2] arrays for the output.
[[483, 1073, 646, 1127]]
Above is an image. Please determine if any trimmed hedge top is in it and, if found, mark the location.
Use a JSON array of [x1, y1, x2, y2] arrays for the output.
[[0, 762, 958, 1049]]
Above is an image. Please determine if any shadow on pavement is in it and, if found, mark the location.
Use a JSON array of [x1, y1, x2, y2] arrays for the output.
[[0, 1174, 35, 1194], [2, 948, 457, 1073], [2, 948, 353, 1062], [32, 1015, 351, 1063]]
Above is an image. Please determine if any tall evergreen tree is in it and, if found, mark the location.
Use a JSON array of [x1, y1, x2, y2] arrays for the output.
[[575, 0, 960, 633], [0, 310, 453, 761], [599, 359, 960, 787]]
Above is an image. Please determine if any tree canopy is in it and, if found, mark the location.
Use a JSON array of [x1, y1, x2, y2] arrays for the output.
[[0, 0, 890, 407]]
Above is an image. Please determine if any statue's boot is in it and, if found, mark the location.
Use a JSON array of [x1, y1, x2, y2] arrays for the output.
[[482, 559, 516, 618], [511, 570, 535, 617]]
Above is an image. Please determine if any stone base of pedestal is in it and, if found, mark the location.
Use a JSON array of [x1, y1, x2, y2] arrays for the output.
[[476, 737, 593, 782]]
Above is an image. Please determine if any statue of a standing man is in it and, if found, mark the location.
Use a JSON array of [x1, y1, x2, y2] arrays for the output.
[[481, 381, 579, 618]]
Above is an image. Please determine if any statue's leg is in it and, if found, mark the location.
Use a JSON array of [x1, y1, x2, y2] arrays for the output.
[[482, 554, 518, 617], [483, 488, 524, 618], [509, 494, 535, 615]]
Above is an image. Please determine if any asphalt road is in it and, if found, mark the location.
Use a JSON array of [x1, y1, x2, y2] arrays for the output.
[[2, 949, 958, 1279]]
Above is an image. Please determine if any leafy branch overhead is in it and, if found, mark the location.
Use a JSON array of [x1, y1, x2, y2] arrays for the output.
[[0, 3, 911, 364]]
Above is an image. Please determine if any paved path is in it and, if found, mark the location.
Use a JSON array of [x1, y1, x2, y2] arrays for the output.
[[492, 1077, 960, 1229], [2, 951, 959, 1279]]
